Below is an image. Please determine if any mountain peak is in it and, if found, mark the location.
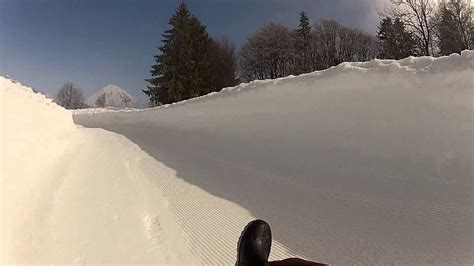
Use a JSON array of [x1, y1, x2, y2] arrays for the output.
[[87, 84, 136, 108]]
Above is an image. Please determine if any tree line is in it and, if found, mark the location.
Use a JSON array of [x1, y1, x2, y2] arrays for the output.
[[378, 0, 473, 59], [145, 4, 382, 105], [54, 1, 473, 108], [238, 15, 379, 82]]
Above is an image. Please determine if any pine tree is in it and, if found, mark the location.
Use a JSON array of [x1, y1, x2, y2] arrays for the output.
[[392, 18, 416, 58], [377, 17, 415, 59], [295, 11, 312, 74], [377, 17, 393, 58], [438, 7, 464, 55], [144, 3, 211, 105], [437, 0, 472, 55], [207, 38, 238, 92]]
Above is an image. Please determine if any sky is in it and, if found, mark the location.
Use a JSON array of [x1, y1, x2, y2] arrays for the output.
[[0, 0, 389, 105]]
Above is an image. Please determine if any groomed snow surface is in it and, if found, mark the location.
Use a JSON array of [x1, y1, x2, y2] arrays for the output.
[[2, 51, 474, 264]]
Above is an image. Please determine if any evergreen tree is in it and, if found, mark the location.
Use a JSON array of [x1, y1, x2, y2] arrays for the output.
[[295, 11, 312, 74], [207, 38, 238, 92], [392, 18, 417, 58], [144, 3, 211, 105], [377, 17, 393, 58], [437, 0, 472, 55], [438, 6, 462, 55], [377, 17, 415, 59]]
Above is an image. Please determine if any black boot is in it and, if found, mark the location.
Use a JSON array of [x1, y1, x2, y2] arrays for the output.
[[236, 219, 272, 266]]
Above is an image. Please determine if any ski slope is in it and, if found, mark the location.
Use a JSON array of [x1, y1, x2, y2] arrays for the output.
[[2, 51, 474, 264]]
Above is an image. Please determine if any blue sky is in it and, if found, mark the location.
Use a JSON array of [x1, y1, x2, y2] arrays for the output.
[[0, 0, 389, 105]]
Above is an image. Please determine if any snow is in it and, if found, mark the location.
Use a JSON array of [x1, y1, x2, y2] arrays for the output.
[[86, 84, 136, 108], [1, 51, 473, 264], [0, 77, 195, 264], [74, 51, 474, 264]]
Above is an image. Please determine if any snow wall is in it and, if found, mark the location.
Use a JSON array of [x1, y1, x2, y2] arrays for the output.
[[74, 51, 474, 264]]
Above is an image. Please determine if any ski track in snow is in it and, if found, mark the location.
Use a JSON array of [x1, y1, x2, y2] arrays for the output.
[[73, 52, 474, 264]]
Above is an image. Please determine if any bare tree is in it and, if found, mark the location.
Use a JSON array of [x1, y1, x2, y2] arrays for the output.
[[312, 19, 379, 70], [238, 18, 379, 82], [388, 0, 438, 56], [239, 23, 294, 82], [55, 83, 85, 109], [313, 20, 340, 69]]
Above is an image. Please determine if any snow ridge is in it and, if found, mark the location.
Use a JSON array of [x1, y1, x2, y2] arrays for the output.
[[74, 50, 473, 115]]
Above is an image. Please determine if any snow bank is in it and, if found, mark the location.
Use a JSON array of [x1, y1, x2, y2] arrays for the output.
[[0, 77, 195, 263], [1, 77, 74, 262], [74, 51, 474, 264], [75, 51, 474, 115], [1, 77, 74, 166]]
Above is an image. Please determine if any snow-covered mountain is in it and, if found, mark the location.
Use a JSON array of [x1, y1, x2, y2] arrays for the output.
[[86, 84, 136, 108]]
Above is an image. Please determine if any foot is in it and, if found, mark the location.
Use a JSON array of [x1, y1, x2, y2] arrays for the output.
[[236, 219, 272, 266]]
